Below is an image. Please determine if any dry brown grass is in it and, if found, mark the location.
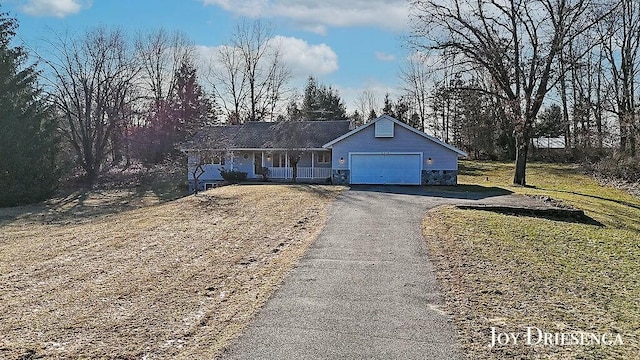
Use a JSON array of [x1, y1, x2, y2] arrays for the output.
[[0, 184, 343, 359]]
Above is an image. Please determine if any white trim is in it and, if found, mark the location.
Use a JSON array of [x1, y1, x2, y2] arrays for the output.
[[322, 115, 468, 157]]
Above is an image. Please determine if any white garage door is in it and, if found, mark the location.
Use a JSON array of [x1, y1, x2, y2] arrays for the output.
[[350, 153, 421, 185]]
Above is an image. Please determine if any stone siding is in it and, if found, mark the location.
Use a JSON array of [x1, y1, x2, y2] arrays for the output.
[[421, 170, 458, 185], [332, 169, 350, 185]]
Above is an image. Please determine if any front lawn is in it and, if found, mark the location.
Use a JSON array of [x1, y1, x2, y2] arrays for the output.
[[424, 161, 640, 359], [0, 185, 342, 359]]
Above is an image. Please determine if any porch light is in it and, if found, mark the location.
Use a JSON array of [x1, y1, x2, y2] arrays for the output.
[[427, 157, 433, 165], [266, 154, 271, 161], [339, 157, 345, 164]]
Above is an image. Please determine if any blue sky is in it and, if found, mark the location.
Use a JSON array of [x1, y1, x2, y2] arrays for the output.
[[2, 0, 412, 112]]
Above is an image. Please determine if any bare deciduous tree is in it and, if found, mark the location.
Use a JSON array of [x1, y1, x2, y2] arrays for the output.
[[599, 0, 640, 156], [399, 53, 431, 131], [210, 44, 247, 124], [355, 89, 379, 123], [209, 20, 290, 123], [43, 27, 139, 182], [410, 0, 610, 185], [135, 28, 194, 109]]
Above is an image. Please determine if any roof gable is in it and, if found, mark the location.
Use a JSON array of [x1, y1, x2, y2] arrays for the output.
[[322, 115, 468, 156]]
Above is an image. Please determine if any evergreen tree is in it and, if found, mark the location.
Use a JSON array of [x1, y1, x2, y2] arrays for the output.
[[171, 60, 216, 140], [0, 11, 59, 206], [382, 93, 395, 117], [301, 76, 320, 118], [368, 109, 378, 121], [535, 104, 564, 138], [137, 60, 215, 164], [395, 97, 409, 123], [300, 76, 347, 120], [285, 98, 302, 121]]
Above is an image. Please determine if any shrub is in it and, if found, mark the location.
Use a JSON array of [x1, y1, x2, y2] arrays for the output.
[[592, 155, 640, 183], [256, 166, 270, 181], [219, 169, 247, 183]]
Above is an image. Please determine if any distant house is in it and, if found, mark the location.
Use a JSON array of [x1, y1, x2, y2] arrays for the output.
[[532, 137, 566, 149], [182, 115, 467, 192]]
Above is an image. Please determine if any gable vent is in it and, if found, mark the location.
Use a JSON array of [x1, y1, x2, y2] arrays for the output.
[[375, 119, 394, 138]]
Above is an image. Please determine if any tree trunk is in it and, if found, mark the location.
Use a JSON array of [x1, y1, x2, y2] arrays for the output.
[[85, 166, 98, 186], [291, 161, 298, 183], [560, 54, 571, 154], [513, 136, 528, 186], [620, 114, 628, 153]]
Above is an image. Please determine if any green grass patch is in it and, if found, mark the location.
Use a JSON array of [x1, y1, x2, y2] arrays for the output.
[[459, 161, 640, 231], [425, 161, 640, 359]]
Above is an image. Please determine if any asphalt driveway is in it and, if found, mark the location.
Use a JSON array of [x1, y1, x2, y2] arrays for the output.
[[221, 186, 517, 359]]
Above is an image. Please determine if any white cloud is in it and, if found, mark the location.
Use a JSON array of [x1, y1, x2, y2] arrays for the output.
[[20, 0, 89, 17], [201, 0, 410, 34], [375, 51, 396, 62], [196, 37, 338, 77], [272, 36, 338, 76]]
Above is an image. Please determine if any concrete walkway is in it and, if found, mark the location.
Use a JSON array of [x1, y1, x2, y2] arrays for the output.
[[220, 186, 489, 359]]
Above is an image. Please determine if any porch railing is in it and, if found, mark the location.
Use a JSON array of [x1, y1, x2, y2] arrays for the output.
[[267, 167, 331, 179]]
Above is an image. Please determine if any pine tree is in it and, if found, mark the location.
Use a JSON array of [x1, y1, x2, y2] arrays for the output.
[[171, 60, 216, 141], [300, 76, 347, 121], [0, 10, 59, 206], [138, 59, 215, 164], [368, 109, 378, 121], [382, 93, 395, 117]]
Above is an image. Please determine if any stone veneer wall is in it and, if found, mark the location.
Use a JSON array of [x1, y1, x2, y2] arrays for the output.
[[421, 170, 458, 185], [331, 169, 350, 185]]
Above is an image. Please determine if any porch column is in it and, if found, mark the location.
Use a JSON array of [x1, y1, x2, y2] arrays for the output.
[[285, 151, 289, 179], [261, 151, 265, 168], [311, 151, 315, 178], [230, 151, 234, 170]]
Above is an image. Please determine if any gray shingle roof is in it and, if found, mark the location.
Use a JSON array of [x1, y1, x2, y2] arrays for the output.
[[184, 120, 352, 150]]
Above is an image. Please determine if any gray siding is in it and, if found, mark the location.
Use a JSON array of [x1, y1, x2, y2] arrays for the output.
[[330, 123, 459, 171]]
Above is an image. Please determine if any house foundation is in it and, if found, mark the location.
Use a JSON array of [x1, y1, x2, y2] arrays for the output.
[[421, 170, 458, 185], [331, 169, 350, 185]]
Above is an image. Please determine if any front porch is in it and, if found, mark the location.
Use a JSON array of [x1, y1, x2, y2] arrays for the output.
[[187, 149, 333, 192], [251, 150, 332, 181], [266, 166, 332, 180]]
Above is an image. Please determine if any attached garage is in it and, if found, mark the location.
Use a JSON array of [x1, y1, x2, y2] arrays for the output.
[[324, 115, 467, 186], [350, 153, 421, 185]]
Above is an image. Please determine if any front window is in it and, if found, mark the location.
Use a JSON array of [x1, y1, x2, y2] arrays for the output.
[[202, 153, 225, 165], [272, 153, 286, 167], [318, 152, 330, 164]]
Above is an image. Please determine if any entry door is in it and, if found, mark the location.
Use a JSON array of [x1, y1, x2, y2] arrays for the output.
[[253, 152, 263, 177]]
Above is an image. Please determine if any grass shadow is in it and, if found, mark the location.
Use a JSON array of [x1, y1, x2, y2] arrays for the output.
[[457, 205, 604, 226], [544, 188, 640, 211], [0, 185, 188, 226], [348, 184, 513, 200]]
